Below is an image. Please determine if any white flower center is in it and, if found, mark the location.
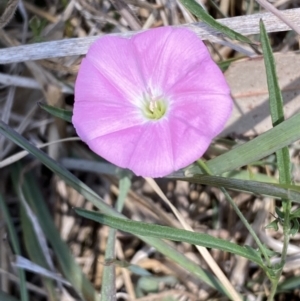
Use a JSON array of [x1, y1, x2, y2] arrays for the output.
[[141, 89, 168, 120]]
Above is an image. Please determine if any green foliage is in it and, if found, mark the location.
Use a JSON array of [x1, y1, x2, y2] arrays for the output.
[[265, 220, 279, 231], [172, 174, 300, 204], [260, 20, 292, 188], [0, 194, 29, 301], [101, 175, 131, 300], [11, 166, 58, 301], [29, 16, 48, 42], [38, 102, 72, 123], [179, 0, 254, 44], [289, 218, 300, 236], [11, 164, 99, 301], [0, 121, 229, 296], [290, 208, 300, 219], [275, 206, 285, 221], [260, 19, 295, 300], [186, 111, 300, 177], [75, 208, 265, 268]]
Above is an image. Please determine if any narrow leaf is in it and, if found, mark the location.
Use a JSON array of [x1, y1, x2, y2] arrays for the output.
[[260, 21, 284, 127], [260, 19, 292, 186], [278, 276, 300, 292], [290, 208, 300, 218], [171, 174, 300, 203], [38, 102, 72, 123], [265, 220, 279, 231], [275, 207, 285, 220], [11, 165, 99, 301], [11, 166, 59, 301], [184, 111, 300, 176], [0, 194, 29, 301], [101, 175, 131, 300], [289, 218, 299, 236], [179, 0, 253, 44], [75, 209, 265, 268]]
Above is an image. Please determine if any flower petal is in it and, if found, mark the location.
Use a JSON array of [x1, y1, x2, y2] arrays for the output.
[[127, 121, 174, 177], [167, 116, 212, 170], [167, 57, 231, 96], [86, 35, 145, 101], [73, 58, 145, 141], [85, 121, 174, 177], [87, 126, 144, 170], [75, 58, 129, 105], [73, 101, 144, 141], [171, 93, 233, 137], [132, 27, 210, 91]]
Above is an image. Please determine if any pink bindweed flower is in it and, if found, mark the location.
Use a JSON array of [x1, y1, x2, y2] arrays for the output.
[[73, 26, 232, 177]]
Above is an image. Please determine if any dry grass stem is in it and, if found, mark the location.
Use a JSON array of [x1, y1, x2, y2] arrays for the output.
[[1, 8, 300, 64], [256, 0, 300, 34], [145, 178, 243, 301], [0, 0, 19, 28]]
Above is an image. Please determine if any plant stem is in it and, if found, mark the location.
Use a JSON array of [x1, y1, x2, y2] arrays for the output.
[[197, 160, 271, 266], [268, 278, 278, 301], [280, 205, 291, 267], [220, 187, 271, 267], [267, 199, 291, 301]]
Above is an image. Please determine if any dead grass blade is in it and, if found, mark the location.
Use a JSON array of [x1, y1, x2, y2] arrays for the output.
[[0, 0, 19, 28], [1, 8, 300, 64]]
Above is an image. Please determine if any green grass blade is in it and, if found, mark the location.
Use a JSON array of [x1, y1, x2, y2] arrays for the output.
[[10, 165, 58, 301], [10, 164, 99, 301], [260, 21, 284, 127], [0, 194, 29, 301], [195, 160, 272, 266], [260, 20, 292, 186], [260, 24, 292, 297], [20, 210, 59, 301], [101, 175, 131, 300], [38, 102, 72, 123], [185, 112, 300, 176], [115, 175, 131, 212], [179, 0, 253, 44], [75, 209, 264, 268], [101, 229, 117, 300], [277, 276, 300, 292], [217, 57, 243, 72], [0, 121, 229, 296], [276, 148, 292, 186], [171, 175, 300, 203]]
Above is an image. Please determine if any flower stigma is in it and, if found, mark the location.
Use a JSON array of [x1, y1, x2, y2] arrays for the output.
[[141, 91, 168, 120]]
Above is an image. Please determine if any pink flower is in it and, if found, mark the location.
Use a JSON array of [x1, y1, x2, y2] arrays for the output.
[[73, 27, 232, 177]]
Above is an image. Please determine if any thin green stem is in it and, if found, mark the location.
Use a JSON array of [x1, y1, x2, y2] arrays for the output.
[[220, 187, 271, 266], [267, 199, 291, 301], [280, 202, 291, 267], [268, 278, 279, 301], [101, 175, 131, 300], [197, 160, 271, 267]]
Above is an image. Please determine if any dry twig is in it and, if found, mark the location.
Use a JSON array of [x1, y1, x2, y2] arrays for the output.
[[0, 0, 19, 28], [1, 8, 300, 64]]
